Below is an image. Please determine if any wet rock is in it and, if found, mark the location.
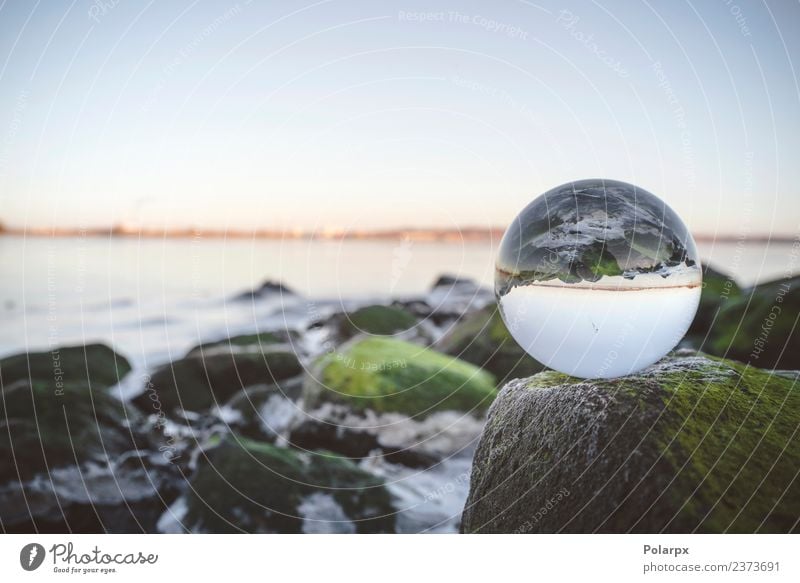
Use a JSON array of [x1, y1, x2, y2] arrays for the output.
[[707, 275, 799, 369], [0, 454, 180, 533], [0, 343, 132, 391], [0, 373, 177, 532], [424, 274, 494, 324], [461, 354, 800, 533], [186, 329, 301, 358], [301, 337, 496, 418], [328, 304, 421, 341], [0, 379, 143, 484], [172, 435, 396, 533], [436, 304, 544, 383], [291, 404, 484, 468], [218, 377, 304, 442], [686, 264, 742, 343], [360, 448, 475, 533], [290, 337, 496, 467], [232, 280, 296, 302], [134, 345, 303, 413], [431, 274, 477, 289]]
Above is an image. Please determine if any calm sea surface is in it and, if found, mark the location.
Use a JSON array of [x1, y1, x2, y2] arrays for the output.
[[0, 236, 797, 365]]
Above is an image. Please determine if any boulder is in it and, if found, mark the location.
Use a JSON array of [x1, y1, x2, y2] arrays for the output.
[[290, 337, 496, 467], [461, 354, 800, 533], [436, 304, 544, 383], [328, 304, 420, 340], [430, 274, 478, 289], [135, 344, 303, 413], [186, 329, 301, 358], [0, 343, 132, 390], [0, 368, 178, 532], [425, 274, 494, 324], [707, 275, 799, 369], [176, 435, 396, 533], [0, 379, 143, 484], [301, 337, 496, 418], [232, 280, 296, 302]]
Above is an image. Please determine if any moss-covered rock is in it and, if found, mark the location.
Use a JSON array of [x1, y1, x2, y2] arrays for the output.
[[329, 304, 420, 341], [290, 338, 496, 467], [292, 338, 496, 467], [687, 264, 742, 342], [0, 343, 132, 391], [437, 304, 544, 383], [135, 345, 303, 413], [0, 379, 143, 483], [186, 329, 300, 358], [303, 337, 496, 418], [461, 354, 800, 533], [707, 275, 799, 369], [0, 377, 178, 533], [182, 435, 396, 533]]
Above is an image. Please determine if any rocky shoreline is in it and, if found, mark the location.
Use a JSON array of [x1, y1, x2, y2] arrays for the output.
[[1, 269, 797, 533]]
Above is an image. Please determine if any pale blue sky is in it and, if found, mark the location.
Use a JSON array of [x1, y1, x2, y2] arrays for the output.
[[0, 0, 798, 234]]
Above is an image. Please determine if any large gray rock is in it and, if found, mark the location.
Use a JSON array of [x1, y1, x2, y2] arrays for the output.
[[461, 355, 800, 533]]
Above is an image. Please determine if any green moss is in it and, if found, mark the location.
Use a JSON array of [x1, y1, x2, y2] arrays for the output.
[[309, 338, 497, 417], [652, 359, 800, 532], [519, 369, 573, 389], [184, 435, 395, 533], [463, 354, 800, 533]]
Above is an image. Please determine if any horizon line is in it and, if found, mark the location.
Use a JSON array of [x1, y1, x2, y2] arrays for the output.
[[0, 223, 795, 243]]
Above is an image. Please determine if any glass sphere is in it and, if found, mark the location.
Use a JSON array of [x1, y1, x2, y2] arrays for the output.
[[496, 179, 701, 379]]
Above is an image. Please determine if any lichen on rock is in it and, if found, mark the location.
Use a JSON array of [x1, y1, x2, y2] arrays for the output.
[[302, 337, 497, 418]]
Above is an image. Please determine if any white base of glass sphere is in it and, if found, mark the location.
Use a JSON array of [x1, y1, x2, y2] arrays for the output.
[[498, 282, 701, 379]]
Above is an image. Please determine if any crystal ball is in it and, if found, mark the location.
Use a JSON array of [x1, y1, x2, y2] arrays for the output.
[[496, 179, 702, 379]]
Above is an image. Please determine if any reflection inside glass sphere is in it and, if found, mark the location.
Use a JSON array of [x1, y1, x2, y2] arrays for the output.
[[495, 179, 702, 379]]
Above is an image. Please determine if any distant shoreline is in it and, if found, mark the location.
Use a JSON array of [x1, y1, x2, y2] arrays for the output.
[[0, 226, 795, 244]]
